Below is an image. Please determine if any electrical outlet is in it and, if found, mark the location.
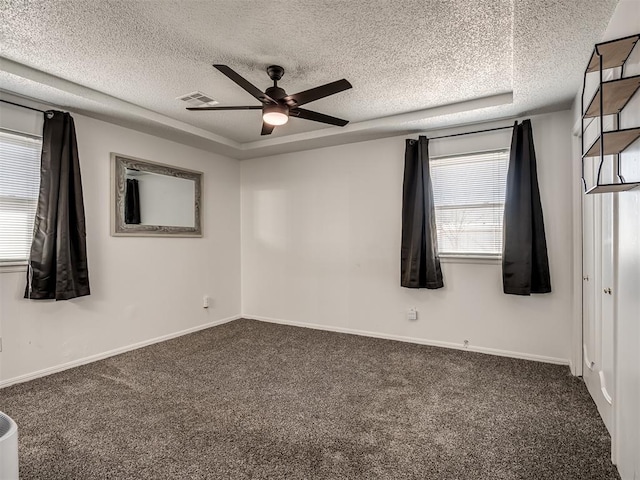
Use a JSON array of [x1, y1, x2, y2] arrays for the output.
[[407, 307, 418, 321], [463, 340, 469, 349], [203, 296, 210, 309]]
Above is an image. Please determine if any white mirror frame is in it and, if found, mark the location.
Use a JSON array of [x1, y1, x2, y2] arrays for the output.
[[111, 153, 203, 237]]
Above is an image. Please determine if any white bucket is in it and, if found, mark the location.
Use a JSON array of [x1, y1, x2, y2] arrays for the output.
[[0, 411, 18, 480]]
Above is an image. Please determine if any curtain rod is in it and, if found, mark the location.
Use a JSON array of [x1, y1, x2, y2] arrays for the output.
[[0, 99, 48, 114], [429, 124, 514, 140]]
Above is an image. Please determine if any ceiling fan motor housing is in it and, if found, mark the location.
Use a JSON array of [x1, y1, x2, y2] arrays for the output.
[[265, 86, 288, 102]]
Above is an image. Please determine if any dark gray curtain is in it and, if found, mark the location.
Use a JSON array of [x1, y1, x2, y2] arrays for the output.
[[401, 136, 444, 289], [502, 120, 551, 295], [25, 111, 90, 300], [125, 178, 141, 224]]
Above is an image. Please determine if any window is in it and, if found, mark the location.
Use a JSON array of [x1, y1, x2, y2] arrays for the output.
[[0, 130, 41, 264], [430, 149, 509, 257]]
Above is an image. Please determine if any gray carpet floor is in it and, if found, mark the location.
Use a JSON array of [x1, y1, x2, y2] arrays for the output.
[[0, 319, 620, 480]]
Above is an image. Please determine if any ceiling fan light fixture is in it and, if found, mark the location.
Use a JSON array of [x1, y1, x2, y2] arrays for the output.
[[263, 104, 289, 126]]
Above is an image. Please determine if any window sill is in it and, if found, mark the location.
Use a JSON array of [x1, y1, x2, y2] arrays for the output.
[[438, 254, 501, 265], [0, 261, 27, 273]]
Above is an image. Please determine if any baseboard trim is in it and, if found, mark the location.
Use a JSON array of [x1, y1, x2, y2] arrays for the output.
[[243, 314, 570, 366], [0, 314, 241, 389], [2, 313, 569, 388]]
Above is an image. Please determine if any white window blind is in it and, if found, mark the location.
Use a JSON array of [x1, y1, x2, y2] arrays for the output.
[[0, 130, 42, 264], [431, 149, 509, 256]]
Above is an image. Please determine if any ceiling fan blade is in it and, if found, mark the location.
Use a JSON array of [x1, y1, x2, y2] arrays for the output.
[[291, 108, 349, 127], [261, 122, 275, 135], [284, 79, 352, 107], [186, 106, 262, 111], [213, 65, 276, 104]]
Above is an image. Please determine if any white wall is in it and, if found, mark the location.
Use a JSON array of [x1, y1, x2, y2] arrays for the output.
[[572, 2, 640, 477], [0, 101, 241, 385], [602, 2, 640, 478], [241, 111, 574, 364], [615, 115, 640, 480]]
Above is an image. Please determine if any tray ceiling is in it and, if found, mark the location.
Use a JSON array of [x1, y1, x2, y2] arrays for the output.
[[0, 0, 619, 158]]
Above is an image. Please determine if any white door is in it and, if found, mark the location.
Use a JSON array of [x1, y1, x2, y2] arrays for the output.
[[582, 158, 614, 434]]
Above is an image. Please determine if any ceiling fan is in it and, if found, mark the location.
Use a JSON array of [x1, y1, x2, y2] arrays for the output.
[[187, 64, 352, 135]]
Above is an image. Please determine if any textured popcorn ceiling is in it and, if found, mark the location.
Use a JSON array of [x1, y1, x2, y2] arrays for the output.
[[0, 0, 619, 158]]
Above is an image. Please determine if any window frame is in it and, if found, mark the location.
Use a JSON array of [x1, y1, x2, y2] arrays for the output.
[[0, 127, 42, 272], [430, 148, 510, 262]]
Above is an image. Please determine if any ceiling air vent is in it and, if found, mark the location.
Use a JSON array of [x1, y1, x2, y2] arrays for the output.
[[177, 91, 219, 107]]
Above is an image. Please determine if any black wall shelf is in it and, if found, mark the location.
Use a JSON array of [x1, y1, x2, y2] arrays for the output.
[[586, 35, 640, 72], [583, 75, 640, 118], [586, 182, 640, 194], [583, 127, 640, 157], [581, 34, 640, 194]]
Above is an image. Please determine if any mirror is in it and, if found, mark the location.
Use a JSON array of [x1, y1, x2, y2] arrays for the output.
[[111, 153, 202, 236]]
